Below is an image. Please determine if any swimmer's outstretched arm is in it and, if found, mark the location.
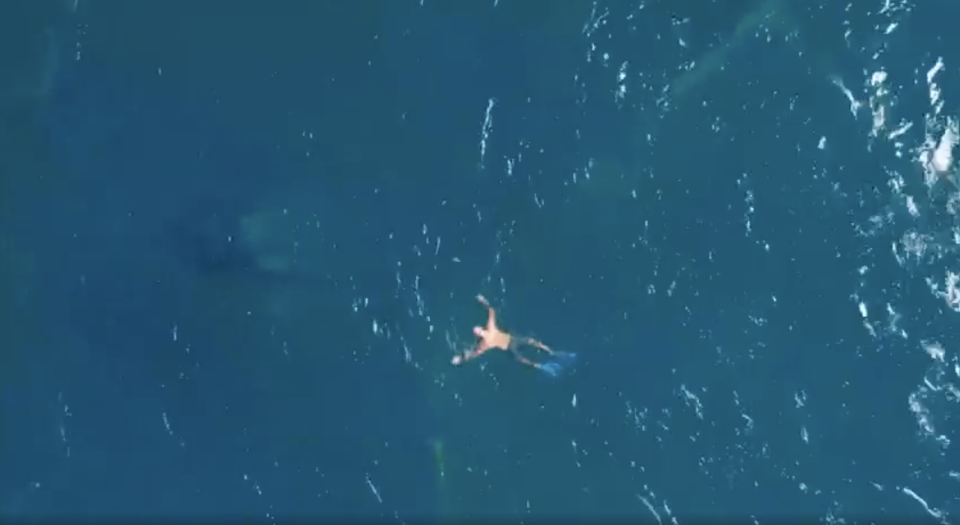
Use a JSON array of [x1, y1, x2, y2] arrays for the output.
[[451, 350, 475, 365], [477, 294, 496, 329], [452, 340, 489, 365]]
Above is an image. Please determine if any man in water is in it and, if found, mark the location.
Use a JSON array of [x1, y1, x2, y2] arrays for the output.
[[452, 295, 576, 376]]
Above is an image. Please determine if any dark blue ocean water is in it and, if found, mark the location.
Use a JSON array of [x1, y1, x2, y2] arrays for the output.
[[2, 0, 958, 522]]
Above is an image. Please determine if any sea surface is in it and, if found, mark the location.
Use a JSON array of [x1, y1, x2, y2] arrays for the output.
[[1, 0, 958, 522]]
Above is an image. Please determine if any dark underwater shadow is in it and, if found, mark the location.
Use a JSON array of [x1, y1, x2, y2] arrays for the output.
[[4, 26, 442, 517], [0, 46, 308, 515]]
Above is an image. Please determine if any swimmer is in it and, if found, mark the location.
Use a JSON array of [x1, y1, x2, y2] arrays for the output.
[[452, 295, 577, 376]]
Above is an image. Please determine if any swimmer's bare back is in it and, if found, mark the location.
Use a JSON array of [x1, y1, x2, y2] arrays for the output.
[[452, 295, 554, 371]]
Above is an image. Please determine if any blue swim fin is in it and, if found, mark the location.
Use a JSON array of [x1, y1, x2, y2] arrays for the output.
[[537, 352, 578, 378], [538, 362, 563, 377]]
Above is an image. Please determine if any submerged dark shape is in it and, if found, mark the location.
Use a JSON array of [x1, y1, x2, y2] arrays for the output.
[[172, 204, 301, 281], [173, 207, 253, 275], [0, 0, 72, 108]]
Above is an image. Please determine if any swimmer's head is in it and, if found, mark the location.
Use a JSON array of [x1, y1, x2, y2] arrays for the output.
[[473, 326, 484, 337]]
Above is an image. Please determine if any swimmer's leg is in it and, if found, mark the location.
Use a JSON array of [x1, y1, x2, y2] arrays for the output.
[[518, 336, 554, 355], [511, 352, 540, 369], [550, 351, 578, 366], [509, 347, 553, 374], [510, 349, 571, 377], [509, 339, 564, 374]]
